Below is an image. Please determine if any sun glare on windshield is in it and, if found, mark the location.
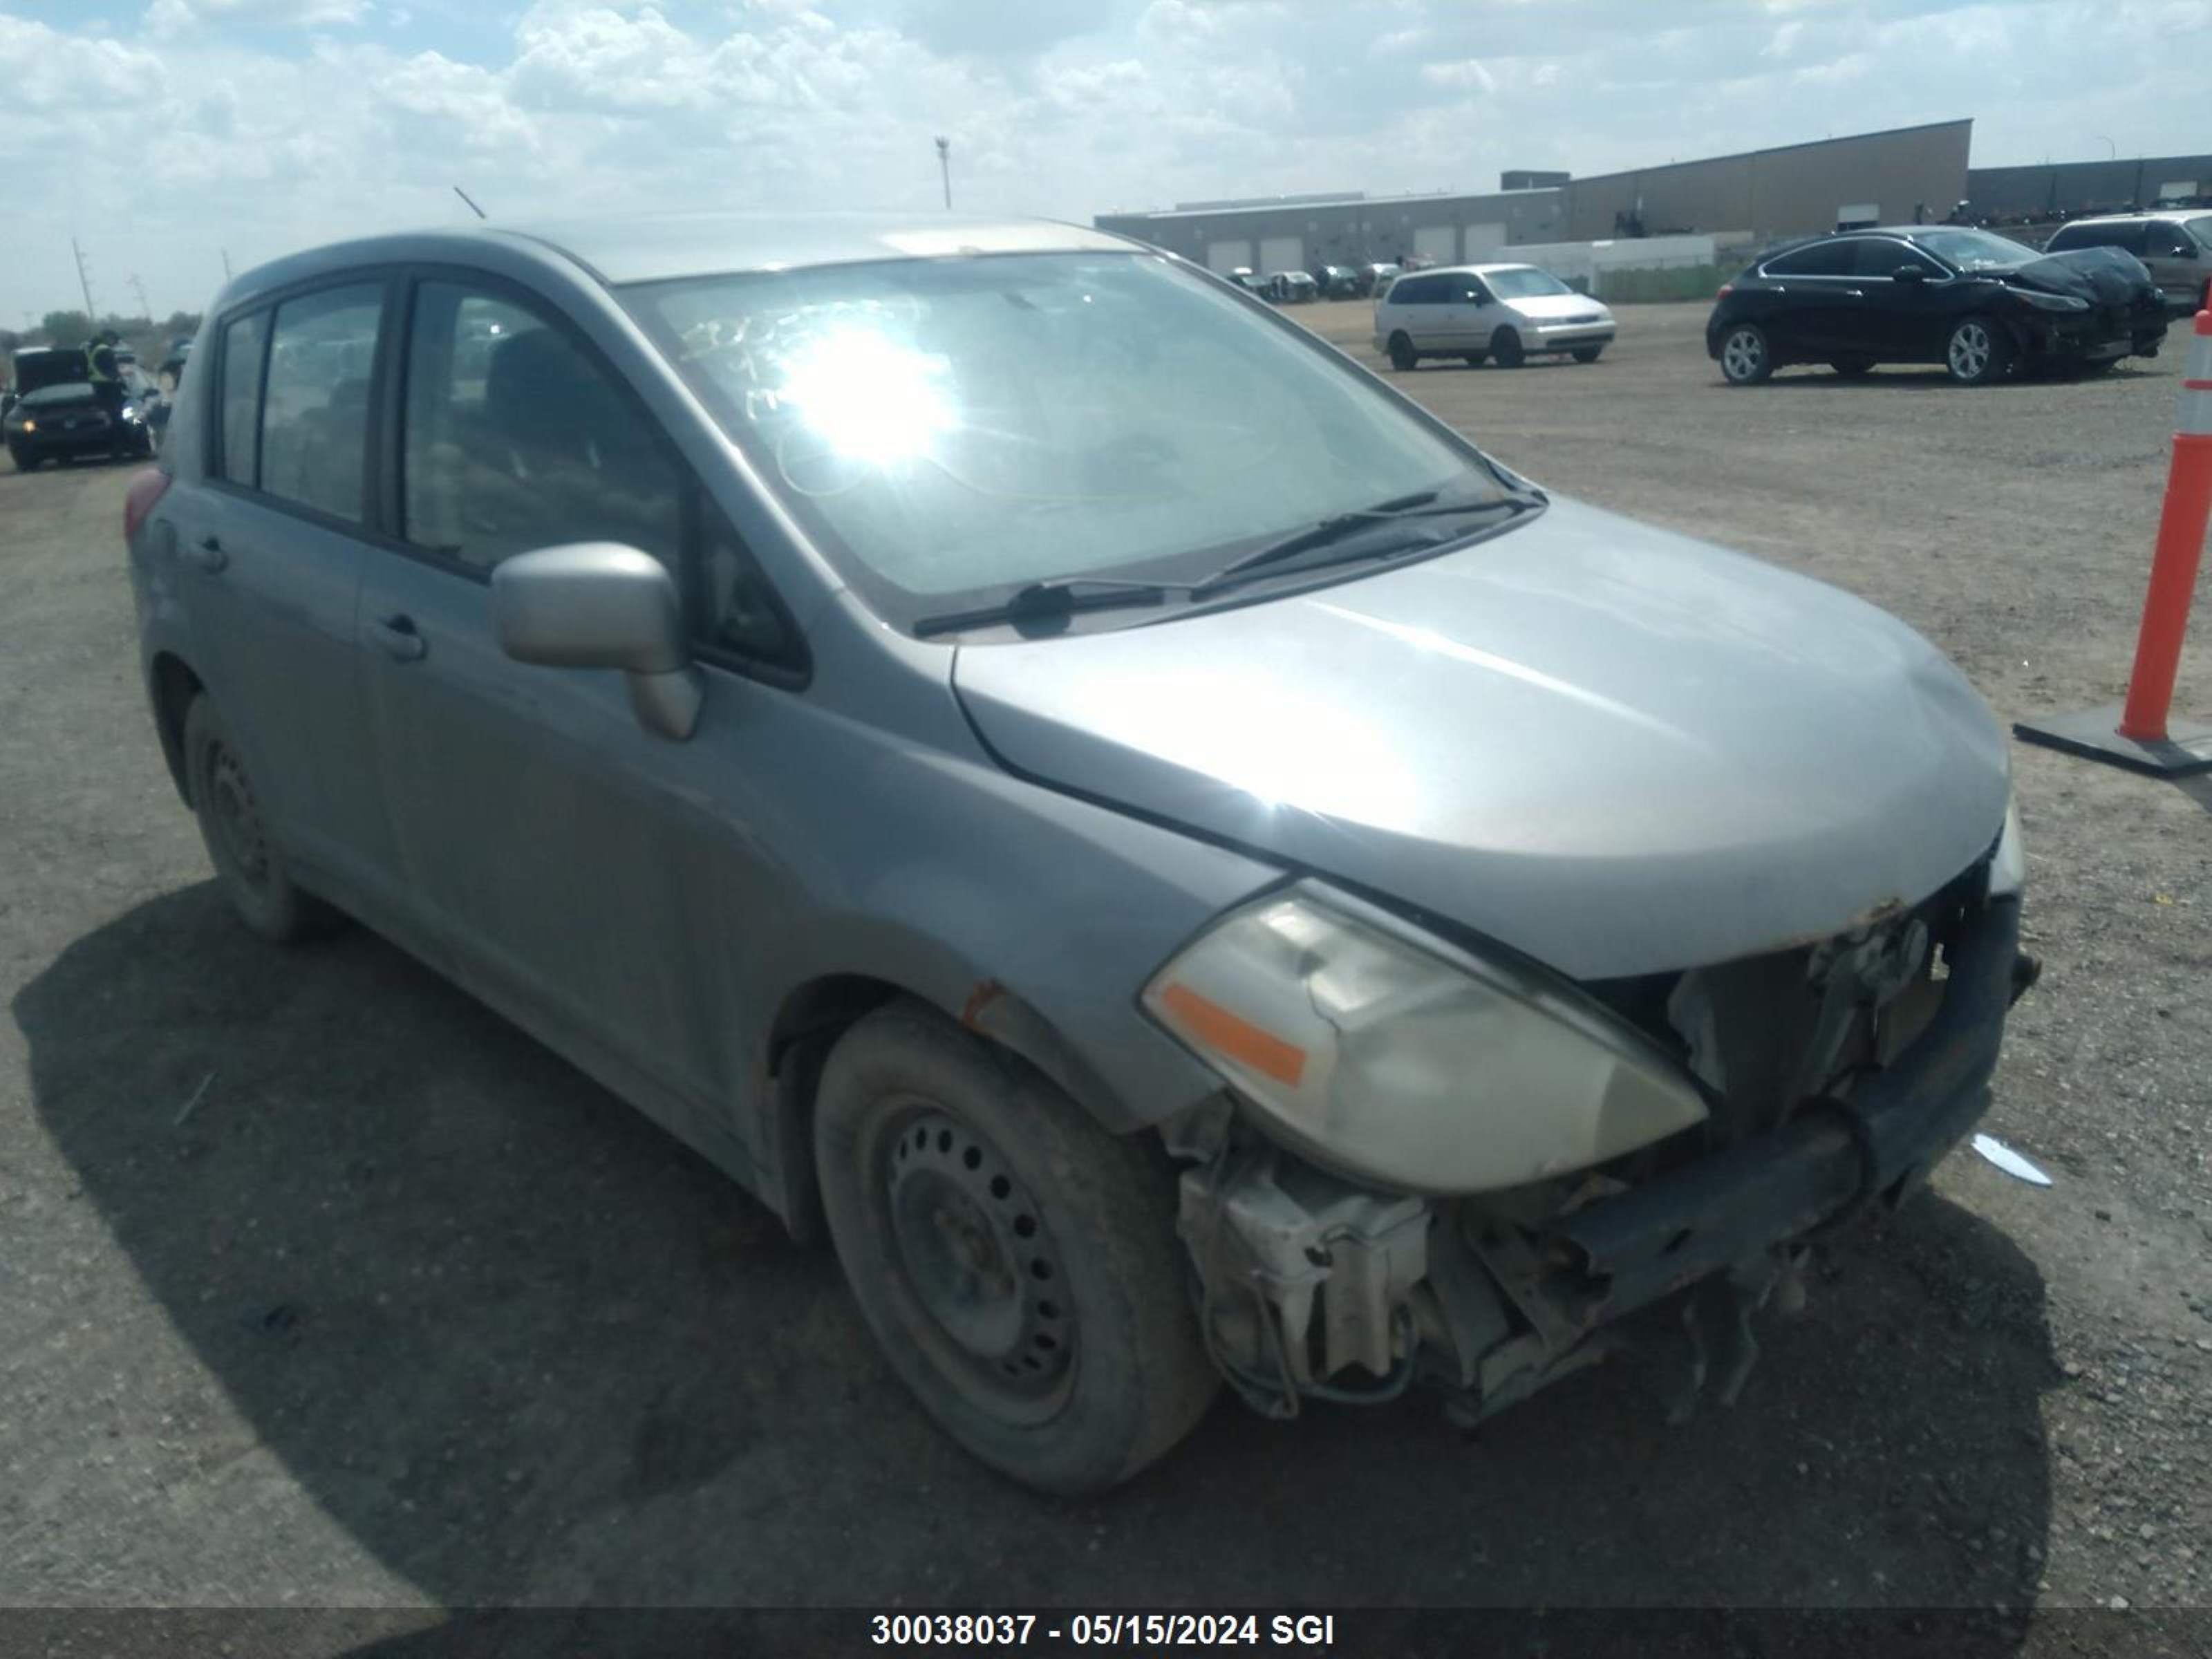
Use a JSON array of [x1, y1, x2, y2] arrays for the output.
[[778, 326, 954, 467]]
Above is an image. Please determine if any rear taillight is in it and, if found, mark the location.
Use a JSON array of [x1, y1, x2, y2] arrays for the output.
[[1716, 283, 1734, 297], [124, 467, 171, 545]]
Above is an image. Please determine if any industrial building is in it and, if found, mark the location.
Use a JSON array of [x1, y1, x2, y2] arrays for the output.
[[1966, 153, 2212, 221], [1095, 119, 1985, 276]]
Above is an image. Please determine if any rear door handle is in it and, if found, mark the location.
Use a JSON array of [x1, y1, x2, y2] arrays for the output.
[[366, 613, 427, 663], [185, 534, 227, 574]]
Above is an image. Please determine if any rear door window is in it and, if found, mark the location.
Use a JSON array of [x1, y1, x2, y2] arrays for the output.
[[257, 283, 385, 523], [1763, 240, 1854, 276], [218, 312, 268, 486], [2050, 222, 2146, 255], [400, 283, 682, 573]]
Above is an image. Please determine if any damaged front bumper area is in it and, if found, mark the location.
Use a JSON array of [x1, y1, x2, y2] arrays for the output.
[[1176, 894, 2027, 1426]]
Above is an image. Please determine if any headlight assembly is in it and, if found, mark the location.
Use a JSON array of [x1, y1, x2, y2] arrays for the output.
[[1987, 796, 2025, 899], [1141, 888, 1708, 1194], [2014, 288, 2088, 312]]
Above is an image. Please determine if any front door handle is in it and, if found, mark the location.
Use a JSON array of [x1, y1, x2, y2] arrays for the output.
[[366, 613, 427, 663], [185, 534, 227, 574]]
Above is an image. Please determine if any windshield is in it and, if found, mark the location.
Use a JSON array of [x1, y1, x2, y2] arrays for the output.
[[1915, 229, 2030, 272], [1485, 267, 1574, 299], [623, 252, 1497, 627]]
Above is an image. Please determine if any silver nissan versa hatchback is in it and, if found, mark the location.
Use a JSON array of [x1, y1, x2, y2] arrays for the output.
[[125, 213, 2032, 1494]]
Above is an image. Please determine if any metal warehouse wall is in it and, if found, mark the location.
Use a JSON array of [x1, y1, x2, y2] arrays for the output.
[[1967, 155, 2212, 218], [1560, 120, 1973, 242], [1094, 188, 1564, 273]]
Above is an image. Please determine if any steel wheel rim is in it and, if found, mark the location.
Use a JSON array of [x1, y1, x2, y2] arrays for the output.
[[208, 740, 270, 885], [1950, 324, 1990, 379], [881, 1103, 1075, 1421], [1723, 330, 1763, 379]]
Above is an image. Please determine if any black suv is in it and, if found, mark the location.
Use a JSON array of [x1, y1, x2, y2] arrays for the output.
[[4, 346, 158, 469], [1706, 226, 2168, 386]]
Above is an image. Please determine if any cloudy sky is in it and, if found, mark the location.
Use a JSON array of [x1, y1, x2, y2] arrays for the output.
[[3, 0, 2208, 328]]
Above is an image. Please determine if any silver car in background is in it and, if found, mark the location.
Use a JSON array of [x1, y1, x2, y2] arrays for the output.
[[1374, 261, 1618, 370], [125, 213, 2030, 1494]]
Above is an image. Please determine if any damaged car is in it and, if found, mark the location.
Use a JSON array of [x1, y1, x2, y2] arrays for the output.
[[1709, 225, 2168, 384], [129, 214, 2032, 1495]]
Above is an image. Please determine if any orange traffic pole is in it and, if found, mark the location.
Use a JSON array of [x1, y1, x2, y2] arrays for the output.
[[2015, 309, 2212, 774], [2117, 308, 2212, 742]]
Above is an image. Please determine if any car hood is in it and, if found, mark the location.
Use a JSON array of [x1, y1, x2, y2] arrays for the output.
[[1507, 293, 1609, 321], [17, 381, 100, 409], [2001, 245, 2160, 306], [952, 496, 2011, 981]]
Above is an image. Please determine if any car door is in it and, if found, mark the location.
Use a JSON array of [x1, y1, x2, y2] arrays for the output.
[[1756, 238, 1866, 356], [1849, 237, 1950, 360], [162, 281, 403, 906], [2141, 221, 2202, 308], [1447, 272, 1498, 352], [354, 273, 803, 1172]]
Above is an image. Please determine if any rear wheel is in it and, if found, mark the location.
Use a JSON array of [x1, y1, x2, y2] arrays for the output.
[[1944, 317, 2012, 386], [1718, 324, 1773, 385], [1571, 344, 1605, 364], [1830, 355, 1876, 377], [1490, 327, 1526, 368], [1387, 332, 1418, 372], [814, 1000, 1218, 1494], [182, 695, 338, 944]]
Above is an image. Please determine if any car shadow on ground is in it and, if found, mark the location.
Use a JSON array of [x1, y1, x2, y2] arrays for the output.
[[1739, 364, 2164, 392], [17, 883, 2056, 1631]]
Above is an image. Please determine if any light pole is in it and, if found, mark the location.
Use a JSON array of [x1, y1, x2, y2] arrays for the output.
[[2094, 134, 2116, 160], [935, 135, 951, 210]]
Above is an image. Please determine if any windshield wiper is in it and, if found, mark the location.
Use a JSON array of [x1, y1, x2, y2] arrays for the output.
[[913, 577, 1194, 638], [1192, 489, 1537, 596]]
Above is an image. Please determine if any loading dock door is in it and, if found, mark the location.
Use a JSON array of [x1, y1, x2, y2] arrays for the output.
[[1461, 222, 1506, 260], [1257, 235, 1304, 274], [1413, 224, 1457, 264], [1206, 239, 1253, 275]]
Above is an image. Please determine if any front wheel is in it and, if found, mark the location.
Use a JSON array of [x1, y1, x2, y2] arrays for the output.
[[182, 695, 337, 944], [1718, 324, 1772, 384], [1386, 332, 1418, 372], [9, 444, 39, 472], [1490, 327, 1526, 368], [814, 1000, 1219, 1494], [1944, 317, 2012, 386], [1571, 344, 1605, 364]]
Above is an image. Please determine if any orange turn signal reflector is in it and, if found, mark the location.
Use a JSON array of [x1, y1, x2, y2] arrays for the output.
[[1158, 982, 1306, 1087]]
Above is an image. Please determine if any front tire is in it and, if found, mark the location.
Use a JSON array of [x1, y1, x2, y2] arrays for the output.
[[1387, 332, 1418, 372], [1718, 323, 1772, 384], [1944, 316, 2012, 385], [182, 695, 336, 944], [1490, 327, 1526, 368], [814, 1000, 1219, 1494], [9, 444, 39, 471]]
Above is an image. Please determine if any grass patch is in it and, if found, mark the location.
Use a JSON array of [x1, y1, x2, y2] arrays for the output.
[[1597, 263, 1729, 304]]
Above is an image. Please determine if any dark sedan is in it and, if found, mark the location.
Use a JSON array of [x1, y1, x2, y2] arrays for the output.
[[1707, 226, 2168, 386], [5, 379, 157, 469]]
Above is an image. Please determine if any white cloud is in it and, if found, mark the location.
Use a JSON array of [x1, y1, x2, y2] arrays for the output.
[[5, 0, 2211, 327]]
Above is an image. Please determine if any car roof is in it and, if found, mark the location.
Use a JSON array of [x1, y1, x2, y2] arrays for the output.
[[2060, 209, 2206, 225], [227, 212, 1135, 300]]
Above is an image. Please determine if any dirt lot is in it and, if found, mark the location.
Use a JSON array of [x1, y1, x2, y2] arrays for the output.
[[2, 301, 2207, 1651]]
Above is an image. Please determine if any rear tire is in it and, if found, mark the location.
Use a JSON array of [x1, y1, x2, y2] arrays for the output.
[[182, 695, 339, 944], [1944, 316, 2012, 386], [814, 1000, 1219, 1494], [1718, 324, 1773, 384], [1387, 332, 1418, 372], [1490, 328, 1526, 368], [1571, 345, 1604, 364]]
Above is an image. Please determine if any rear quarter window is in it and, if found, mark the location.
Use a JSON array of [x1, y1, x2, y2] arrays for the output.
[[2050, 223, 2146, 254]]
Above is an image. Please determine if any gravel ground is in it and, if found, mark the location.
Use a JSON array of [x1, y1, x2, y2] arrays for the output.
[[1, 300, 2206, 1654]]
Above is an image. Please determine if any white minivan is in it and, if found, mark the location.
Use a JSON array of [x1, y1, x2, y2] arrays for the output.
[[1374, 263, 1616, 371]]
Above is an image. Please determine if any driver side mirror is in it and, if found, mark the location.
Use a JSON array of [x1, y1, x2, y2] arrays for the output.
[[1893, 263, 1928, 283], [490, 543, 702, 741]]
